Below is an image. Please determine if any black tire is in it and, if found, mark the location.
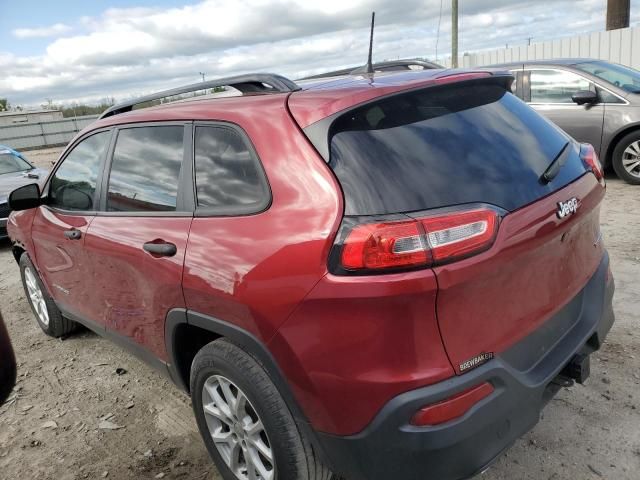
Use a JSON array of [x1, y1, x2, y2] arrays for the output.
[[190, 338, 332, 480], [19, 253, 76, 337], [611, 131, 640, 185]]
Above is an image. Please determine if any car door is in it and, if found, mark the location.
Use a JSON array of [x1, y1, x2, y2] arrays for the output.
[[31, 130, 112, 324], [83, 123, 193, 362], [526, 68, 605, 153]]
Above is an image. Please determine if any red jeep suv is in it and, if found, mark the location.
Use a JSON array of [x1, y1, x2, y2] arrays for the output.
[[7, 69, 615, 480]]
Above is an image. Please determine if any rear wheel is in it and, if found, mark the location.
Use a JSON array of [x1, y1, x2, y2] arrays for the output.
[[190, 339, 332, 480], [19, 254, 76, 337], [612, 131, 640, 185]]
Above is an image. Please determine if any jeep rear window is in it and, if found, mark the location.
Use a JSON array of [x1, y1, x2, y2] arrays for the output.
[[329, 82, 586, 215]]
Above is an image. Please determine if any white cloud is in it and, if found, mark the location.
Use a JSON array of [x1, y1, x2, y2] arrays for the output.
[[1, 0, 638, 107], [12, 23, 72, 39]]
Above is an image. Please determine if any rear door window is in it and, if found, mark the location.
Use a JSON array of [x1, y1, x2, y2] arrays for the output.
[[194, 126, 269, 214], [329, 81, 585, 215], [106, 126, 184, 212]]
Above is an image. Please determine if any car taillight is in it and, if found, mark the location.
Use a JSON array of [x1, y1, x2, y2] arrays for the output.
[[336, 207, 499, 273], [341, 220, 430, 270], [420, 209, 498, 264], [580, 143, 605, 186]]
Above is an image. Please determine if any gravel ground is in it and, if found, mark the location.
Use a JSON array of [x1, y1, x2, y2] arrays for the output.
[[0, 147, 638, 480]]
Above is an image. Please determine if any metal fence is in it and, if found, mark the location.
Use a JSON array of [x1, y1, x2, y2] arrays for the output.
[[453, 25, 640, 69], [0, 115, 99, 151]]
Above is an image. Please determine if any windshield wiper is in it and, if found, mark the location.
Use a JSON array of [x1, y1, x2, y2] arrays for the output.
[[540, 142, 570, 184]]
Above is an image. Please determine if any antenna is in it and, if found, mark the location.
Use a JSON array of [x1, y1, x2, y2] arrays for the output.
[[365, 11, 375, 74]]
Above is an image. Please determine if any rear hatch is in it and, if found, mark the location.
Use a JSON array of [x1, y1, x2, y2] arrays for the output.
[[296, 77, 606, 373]]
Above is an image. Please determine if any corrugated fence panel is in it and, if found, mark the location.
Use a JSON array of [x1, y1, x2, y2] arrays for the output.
[[589, 32, 601, 58], [579, 35, 590, 57], [633, 29, 640, 69], [461, 26, 639, 69], [0, 115, 98, 150], [609, 29, 622, 63], [620, 29, 632, 66], [599, 31, 611, 62]]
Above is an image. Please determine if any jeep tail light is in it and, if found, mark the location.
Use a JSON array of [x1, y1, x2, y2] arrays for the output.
[[341, 220, 430, 270], [580, 143, 605, 186], [337, 208, 499, 273], [411, 382, 494, 426], [420, 209, 498, 264]]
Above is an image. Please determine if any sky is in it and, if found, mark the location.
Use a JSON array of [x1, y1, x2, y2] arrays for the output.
[[1, 0, 639, 108]]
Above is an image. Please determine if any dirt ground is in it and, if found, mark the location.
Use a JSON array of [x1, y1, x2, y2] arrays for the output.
[[0, 147, 638, 480]]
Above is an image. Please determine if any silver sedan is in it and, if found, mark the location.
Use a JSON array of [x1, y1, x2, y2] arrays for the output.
[[487, 59, 640, 185]]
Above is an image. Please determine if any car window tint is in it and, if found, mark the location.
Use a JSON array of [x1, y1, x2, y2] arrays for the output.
[[530, 70, 591, 103], [575, 61, 640, 94], [195, 126, 268, 211], [107, 126, 183, 212], [329, 82, 579, 215], [49, 131, 110, 211]]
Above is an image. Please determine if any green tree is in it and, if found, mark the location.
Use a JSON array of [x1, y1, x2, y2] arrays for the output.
[[0, 98, 9, 111]]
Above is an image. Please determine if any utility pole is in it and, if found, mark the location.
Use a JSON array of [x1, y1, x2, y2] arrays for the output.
[[451, 0, 458, 68], [199, 72, 206, 82], [606, 0, 630, 30]]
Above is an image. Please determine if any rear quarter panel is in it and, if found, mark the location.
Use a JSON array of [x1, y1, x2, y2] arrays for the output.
[[182, 97, 343, 342]]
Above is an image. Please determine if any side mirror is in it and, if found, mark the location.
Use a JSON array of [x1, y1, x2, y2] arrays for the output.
[[8, 183, 42, 211], [572, 90, 598, 105], [0, 312, 16, 405]]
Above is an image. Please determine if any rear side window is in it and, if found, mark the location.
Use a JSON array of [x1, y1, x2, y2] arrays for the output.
[[329, 81, 585, 215], [49, 131, 110, 211], [107, 126, 184, 212], [194, 126, 269, 214]]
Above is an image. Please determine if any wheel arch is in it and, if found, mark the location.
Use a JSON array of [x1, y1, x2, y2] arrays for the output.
[[165, 309, 309, 422], [164, 309, 332, 467], [604, 123, 640, 168]]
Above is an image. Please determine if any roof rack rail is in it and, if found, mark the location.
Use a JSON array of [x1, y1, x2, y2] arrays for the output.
[[298, 59, 443, 81], [99, 73, 300, 119]]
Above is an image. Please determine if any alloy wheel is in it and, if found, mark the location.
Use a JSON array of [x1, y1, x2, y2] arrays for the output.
[[24, 267, 49, 327], [202, 375, 274, 480], [622, 140, 640, 178]]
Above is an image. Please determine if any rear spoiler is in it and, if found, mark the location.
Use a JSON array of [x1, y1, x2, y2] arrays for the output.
[[301, 72, 514, 162]]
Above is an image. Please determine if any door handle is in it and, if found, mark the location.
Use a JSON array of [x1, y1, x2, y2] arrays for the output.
[[143, 242, 177, 257], [63, 229, 82, 240]]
